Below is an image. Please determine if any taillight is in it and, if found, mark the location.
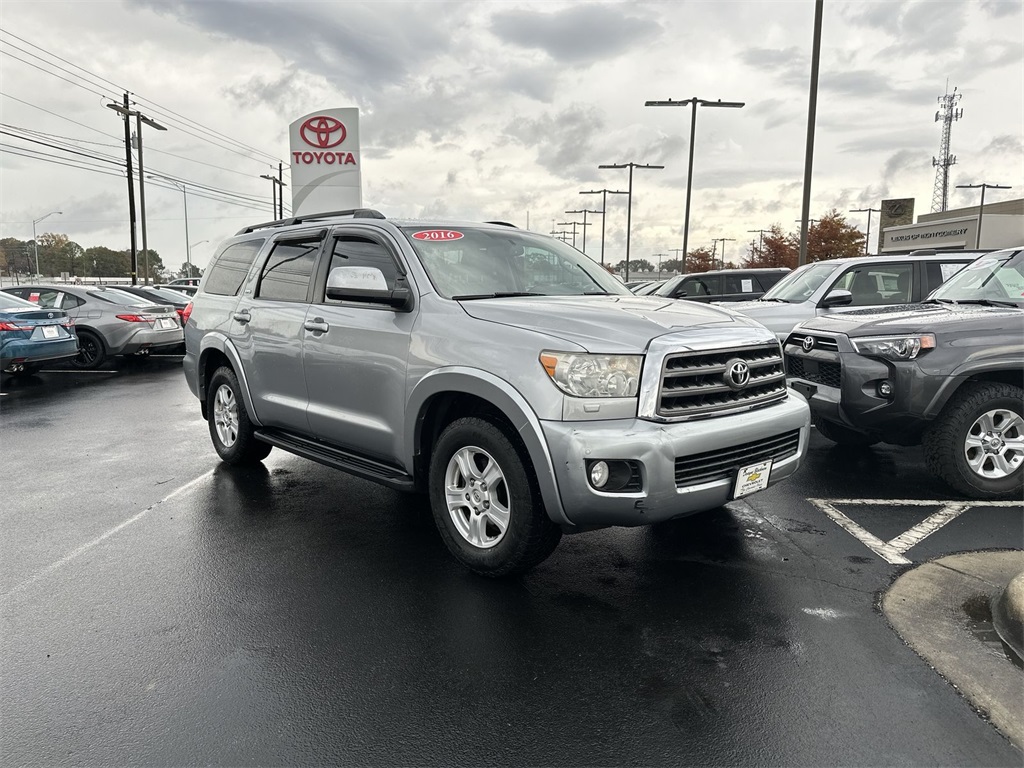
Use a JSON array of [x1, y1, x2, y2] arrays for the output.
[[181, 301, 193, 326], [116, 314, 149, 322], [0, 321, 31, 331]]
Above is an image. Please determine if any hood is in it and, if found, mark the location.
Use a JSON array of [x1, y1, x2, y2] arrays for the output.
[[719, 299, 794, 315], [459, 295, 768, 352], [796, 302, 1024, 337]]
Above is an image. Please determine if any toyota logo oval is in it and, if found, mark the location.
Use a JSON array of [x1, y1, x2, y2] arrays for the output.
[[724, 359, 751, 390], [802, 335, 815, 352], [300, 116, 347, 149]]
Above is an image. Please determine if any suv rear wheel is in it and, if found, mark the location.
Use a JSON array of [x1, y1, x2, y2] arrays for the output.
[[924, 382, 1023, 499], [429, 417, 561, 577], [207, 366, 272, 465]]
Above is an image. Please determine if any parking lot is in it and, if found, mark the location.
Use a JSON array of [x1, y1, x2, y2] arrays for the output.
[[2, 358, 1022, 766]]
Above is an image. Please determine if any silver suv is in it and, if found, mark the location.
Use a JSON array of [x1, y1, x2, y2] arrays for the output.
[[183, 210, 810, 576]]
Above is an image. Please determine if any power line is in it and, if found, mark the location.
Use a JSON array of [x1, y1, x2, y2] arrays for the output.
[[0, 49, 111, 99], [0, 90, 122, 141], [0, 27, 126, 92], [0, 37, 118, 97]]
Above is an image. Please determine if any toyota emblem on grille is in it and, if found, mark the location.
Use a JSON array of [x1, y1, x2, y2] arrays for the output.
[[724, 359, 751, 390], [802, 336, 815, 352]]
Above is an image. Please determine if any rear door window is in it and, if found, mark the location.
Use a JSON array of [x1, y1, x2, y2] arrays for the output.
[[256, 237, 322, 302], [924, 261, 969, 295], [203, 240, 266, 296]]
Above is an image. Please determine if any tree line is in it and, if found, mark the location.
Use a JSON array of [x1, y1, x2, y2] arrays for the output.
[[614, 209, 866, 274], [0, 233, 201, 282]]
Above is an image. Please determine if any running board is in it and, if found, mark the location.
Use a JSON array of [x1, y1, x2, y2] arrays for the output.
[[255, 428, 416, 492]]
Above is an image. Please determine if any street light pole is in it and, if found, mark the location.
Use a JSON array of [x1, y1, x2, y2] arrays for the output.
[[579, 189, 628, 266], [599, 162, 664, 281], [798, 0, 825, 267], [747, 228, 770, 257], [565, 209, 599, 255], [850, 207, 880, 255], [151, 175, 193, 277], [712, 238, 735, 270], [31, 210, 62, 277], [956, 183, 1011, 249], [668, 247, 686, 274], [108, 99, 166, 285], [644, 96, 745, 265]]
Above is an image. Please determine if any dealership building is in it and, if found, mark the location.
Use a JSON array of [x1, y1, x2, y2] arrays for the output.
[[879, 197, 1024, 253]]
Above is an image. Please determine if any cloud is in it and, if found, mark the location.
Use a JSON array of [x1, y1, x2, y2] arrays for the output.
[[490, 4, 661, 64], [982, 134, 1024, 155], [980, 0, 1022, 17], [501, 104, 607, 179]]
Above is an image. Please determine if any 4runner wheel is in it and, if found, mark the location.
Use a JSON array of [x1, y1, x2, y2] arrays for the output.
[[815, 418, 879, 447], [429, 417, 561, 577], [207, 366, 272, 466], [71, 330, 106, 370], [923, 382, 1024, 499]]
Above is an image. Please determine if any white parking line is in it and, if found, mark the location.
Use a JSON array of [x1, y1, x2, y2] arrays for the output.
[[0, 469, 214, 602], [809, 498, 1022, 565]]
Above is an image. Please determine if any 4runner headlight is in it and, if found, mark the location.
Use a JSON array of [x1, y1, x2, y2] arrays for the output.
[[851, 334, 936, 361], [539, 352, 642, 398]]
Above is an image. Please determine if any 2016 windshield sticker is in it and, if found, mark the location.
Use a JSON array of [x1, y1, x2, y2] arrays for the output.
[[412, 230, 464, 241]]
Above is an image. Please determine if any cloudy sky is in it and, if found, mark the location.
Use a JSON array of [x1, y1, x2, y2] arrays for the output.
[[1, 0, 1022, 272]]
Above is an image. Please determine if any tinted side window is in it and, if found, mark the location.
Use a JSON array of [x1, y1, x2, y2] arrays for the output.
[[257, 239, 321, 302], [326, 236, 400, 295], [924, 261, 968, 294], [724, 273, 760, 294], [678, 276, 720, 297], [204, 240, 265, 297], [836, 263, 913, 306]]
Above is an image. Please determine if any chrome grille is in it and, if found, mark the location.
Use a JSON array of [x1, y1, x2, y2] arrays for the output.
[[785, 355, 842, 388], [785, 333, 839, 352], [658, 343, 787, 419], [675, 430, 801, 488]]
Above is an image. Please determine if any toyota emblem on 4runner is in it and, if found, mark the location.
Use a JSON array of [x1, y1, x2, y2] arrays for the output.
[[724, 359, 751, 390], [802, 336, 815, 352]]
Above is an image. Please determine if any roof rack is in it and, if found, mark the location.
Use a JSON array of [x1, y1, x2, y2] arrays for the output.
[[236, 208, 386, 235], [484, 220, 518, 228]]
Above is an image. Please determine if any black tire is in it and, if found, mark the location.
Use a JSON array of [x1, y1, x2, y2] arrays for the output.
[[207, 366, 272, 466], [429, 416, 561, 577], [923, 382, 1024, 499], [815, 418, 879, 447], [71, 330, 106, 370]]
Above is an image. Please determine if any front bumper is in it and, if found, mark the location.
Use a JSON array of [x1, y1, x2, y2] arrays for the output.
[[540, 392, 810, 527]]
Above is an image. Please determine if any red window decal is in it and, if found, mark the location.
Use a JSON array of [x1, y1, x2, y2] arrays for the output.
[[412, 230, 464, 242]]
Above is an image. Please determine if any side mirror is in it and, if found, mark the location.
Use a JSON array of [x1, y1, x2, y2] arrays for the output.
[[326, 267, 412, 311], [820, 289, 853, 308]]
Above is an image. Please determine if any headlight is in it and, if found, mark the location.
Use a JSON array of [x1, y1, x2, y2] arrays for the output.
[[851, 334, 935, 361], [539, 351, 642, 397]]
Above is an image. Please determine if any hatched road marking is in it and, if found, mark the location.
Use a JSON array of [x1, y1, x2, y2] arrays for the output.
[[809, 498, 1023, 565]]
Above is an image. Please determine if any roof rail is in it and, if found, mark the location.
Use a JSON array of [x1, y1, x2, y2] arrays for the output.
[[236, 208, 386, 235], [484, 220, 518, 228]]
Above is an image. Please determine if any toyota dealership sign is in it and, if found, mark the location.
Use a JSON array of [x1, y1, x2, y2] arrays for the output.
[[288, 108, 362, 216]]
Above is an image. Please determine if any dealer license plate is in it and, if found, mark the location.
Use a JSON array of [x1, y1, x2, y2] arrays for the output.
[[157, 318, 177, 329], [733, 460, 772, 499], [41, 325, 59, 339]]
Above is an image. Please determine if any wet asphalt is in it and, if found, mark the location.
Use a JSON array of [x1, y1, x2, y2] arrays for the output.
[[1, 358, 1021, 766]]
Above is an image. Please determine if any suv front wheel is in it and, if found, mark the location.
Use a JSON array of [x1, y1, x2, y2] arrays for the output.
[[923, 381, 1024, 499], [207, 366, 273, 465], [429, 417, 561, 577]]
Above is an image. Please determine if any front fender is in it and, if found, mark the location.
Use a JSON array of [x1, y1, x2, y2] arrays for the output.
[[406, 367, 571, 527], [196, 332, 263, 428]]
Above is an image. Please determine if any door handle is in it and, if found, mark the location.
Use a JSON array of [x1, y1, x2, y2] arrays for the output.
[[232, 310, 250, 324], [304, 318, 330, 334]]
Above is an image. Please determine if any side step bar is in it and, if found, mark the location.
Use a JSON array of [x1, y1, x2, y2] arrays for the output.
[[255, 428, 417, 492]]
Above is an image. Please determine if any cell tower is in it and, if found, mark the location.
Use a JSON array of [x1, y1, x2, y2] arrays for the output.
[[931, 84, 963, 213]]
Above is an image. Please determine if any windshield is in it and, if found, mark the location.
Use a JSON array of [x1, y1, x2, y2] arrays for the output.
[[0, 292, 46, 311], [400, 226, 630, 299], [761, 261, 840, 302], [928, 249, 1024, 307], [653, 275, 683, 297]]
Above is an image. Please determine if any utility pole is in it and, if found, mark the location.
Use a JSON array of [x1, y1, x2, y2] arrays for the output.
[[850, 207, 880, 255], [747, 228, 770, 257], [598, 162, 664, 281], [32, 211, 62, 277], [712, 238, 735, 270], [798, 0, 824, 267], [261, 172, 286, 218], [579, 189, 628, 266], [652, 252, 668, 276], [955, 183, 1011, 249], [278, 162, 285, 218], [564, 209, 600, 255], [644, 96, 744, 265], [111, 93, 138, 284], [668, 247, 686, 274]]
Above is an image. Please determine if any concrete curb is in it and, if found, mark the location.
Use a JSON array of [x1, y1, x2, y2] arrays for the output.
[[992, 571, 1024, 663], [882, 550, 1024, 751]]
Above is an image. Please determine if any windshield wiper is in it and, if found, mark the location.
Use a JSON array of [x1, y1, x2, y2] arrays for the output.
[[583, 290, 612, 295], [949, 298, 1019, 308], [452, 291, 544, 300], [757, 297, 789, 303]]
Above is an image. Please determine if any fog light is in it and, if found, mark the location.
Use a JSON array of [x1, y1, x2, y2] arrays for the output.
[[590, 460, 610, 488], [877, 380, 893, 397]]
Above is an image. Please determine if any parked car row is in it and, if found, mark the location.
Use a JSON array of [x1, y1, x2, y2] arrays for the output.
[[0, 284, 185, 372]]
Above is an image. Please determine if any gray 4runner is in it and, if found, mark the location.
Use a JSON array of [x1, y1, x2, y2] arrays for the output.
[[785, 246, 1024, 499], [183, 210, 810, 575]]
